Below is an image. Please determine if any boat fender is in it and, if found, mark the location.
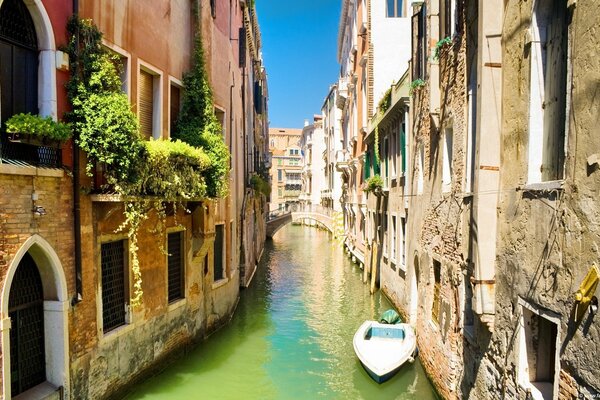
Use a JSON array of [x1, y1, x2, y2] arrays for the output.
[[408, 347, 419, 363]]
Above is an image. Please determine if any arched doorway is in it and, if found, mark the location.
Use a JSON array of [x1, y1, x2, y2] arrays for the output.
[[1, 235, 69, 398], [8, 253, 45, 396]]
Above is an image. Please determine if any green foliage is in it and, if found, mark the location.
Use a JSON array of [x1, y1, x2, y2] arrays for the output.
[[4, 113, 72, 142], [433, 36, 452, 60], [377, 87, 392, 114], [65, 17, 221, 307], [141, 140, 210, 200], [173, 35, 230, 198], [74, 92, 145, 188], [409, 79, 426, 96], [250, 173, 271, 197], [364, 175, 384, 193]]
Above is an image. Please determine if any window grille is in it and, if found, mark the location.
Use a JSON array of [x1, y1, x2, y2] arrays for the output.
[[167, 232, 184, 303], [101, 240, 127, 333], [9, 253, 45, 396]]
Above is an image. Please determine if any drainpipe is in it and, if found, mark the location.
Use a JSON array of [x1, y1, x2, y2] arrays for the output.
[[72, 0, 83, 305]]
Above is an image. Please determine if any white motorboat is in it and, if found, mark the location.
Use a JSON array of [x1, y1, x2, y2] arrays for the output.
[[353, 320, 417, 383]]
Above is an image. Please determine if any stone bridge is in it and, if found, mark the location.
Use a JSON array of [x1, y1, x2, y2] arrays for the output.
[[266, 205, 340, 238], [266, 212, 292, 238]]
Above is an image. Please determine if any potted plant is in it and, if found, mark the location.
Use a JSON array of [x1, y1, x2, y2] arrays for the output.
[[363, 175, 384, 196], [4, 113, 72, 148]]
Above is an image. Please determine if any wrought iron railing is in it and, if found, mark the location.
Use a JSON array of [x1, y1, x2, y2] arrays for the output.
[[0, 137, 62, 168]]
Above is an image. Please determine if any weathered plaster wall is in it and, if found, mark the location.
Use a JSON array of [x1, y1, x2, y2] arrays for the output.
[[468, 1, 600, 398]]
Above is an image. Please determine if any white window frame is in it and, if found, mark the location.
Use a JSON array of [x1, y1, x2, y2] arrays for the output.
[[137, 59, 163, 140], [103, 40, 131, 100], [517, 298, 561, 400], [526, 0, 568, 185], [390, 213, 397, 263]]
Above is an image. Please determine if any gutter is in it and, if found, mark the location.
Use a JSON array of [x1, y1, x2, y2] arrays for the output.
[[72, 0, 83, 305]]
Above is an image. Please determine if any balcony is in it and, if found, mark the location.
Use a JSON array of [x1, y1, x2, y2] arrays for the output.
[[0, 137, 62, 169], [321, 189, 332, 199]]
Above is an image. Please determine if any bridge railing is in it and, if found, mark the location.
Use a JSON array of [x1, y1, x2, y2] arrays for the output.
[[292, 204, 335, 218]]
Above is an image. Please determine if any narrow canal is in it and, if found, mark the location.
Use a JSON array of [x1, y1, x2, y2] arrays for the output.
[[126, 225, 438, 399]]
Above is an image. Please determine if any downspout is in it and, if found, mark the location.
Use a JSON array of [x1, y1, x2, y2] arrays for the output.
[[72, 0, 83, 305]]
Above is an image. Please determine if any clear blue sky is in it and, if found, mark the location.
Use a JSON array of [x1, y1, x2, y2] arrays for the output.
[[255, 0, 340, 129]]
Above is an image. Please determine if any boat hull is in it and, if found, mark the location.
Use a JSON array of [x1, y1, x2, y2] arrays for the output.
[[353, 321, 417, 383]]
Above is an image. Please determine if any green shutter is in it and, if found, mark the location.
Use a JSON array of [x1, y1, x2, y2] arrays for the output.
[[401, 128, 406, 174], [365, 152, 371, 180]]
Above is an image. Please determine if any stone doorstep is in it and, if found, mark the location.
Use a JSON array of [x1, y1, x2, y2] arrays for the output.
[[13, 382, 61, 400]]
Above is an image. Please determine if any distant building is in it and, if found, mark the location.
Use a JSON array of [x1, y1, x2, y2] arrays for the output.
[[268, 128, 303, 211], [299, 116, 326, 206], [322, 85, 346, 212]]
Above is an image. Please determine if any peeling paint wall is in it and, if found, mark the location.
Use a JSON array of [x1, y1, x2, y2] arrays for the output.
[[468, 1, 600, 398]]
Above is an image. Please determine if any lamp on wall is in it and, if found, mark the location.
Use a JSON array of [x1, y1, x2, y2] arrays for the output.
[[33, 205, 47, 216]]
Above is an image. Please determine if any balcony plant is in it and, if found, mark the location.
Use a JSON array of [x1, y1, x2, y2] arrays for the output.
[[250, 173, 271, 197], [363, 175, 384, 195], [409, 79, 426, 96], [66, 17, 229, 307], [4, 113, 72, 147], [433, 36, 452, 60]]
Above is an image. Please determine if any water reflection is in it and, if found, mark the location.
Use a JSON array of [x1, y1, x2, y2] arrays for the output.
[[126, 225, 438, 400]]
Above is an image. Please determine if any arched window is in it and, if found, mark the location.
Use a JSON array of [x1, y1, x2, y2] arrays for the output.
[[8, 253, 46, 396], [0, 0, 39, 124]]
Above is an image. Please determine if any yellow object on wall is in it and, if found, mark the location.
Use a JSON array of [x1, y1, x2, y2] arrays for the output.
[[574, 264, 599, 321]]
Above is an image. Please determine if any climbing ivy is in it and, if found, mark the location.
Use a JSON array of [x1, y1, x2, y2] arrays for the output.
[[173, 34, 230, 198], [66, 17, 227, 307]]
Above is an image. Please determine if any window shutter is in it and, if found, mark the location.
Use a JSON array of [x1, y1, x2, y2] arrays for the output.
[[139, 70, 154, 139]]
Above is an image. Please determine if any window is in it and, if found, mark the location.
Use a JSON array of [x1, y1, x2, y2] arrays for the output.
[[431, 259, 441, 323], [0, 0, 38, 125], [278, 169, 283, 182], [391, 215, 397, 261], [101, 240, 128, 333], [169, 83, 181, 137], [440, 0, 455, 39], [518, 304, 559, 399], [214, 224, 225, 281], [167, 232, 184, 303], [138, 66, 161, 139], [413, 4, 427, 79], [442, 127, 453, 192], [527, 0, 568, 183], [278, 188, 282, 197], [400, 217, 406, 267], [277, 158, 283, 166], [386, 0, 403, 17], [210, 0, 216, 18], [383, 136, 389, 187], [0, 0, 64, 167]]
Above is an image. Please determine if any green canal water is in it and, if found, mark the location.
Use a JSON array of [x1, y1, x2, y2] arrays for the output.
[[125, 225, 439, 400]]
